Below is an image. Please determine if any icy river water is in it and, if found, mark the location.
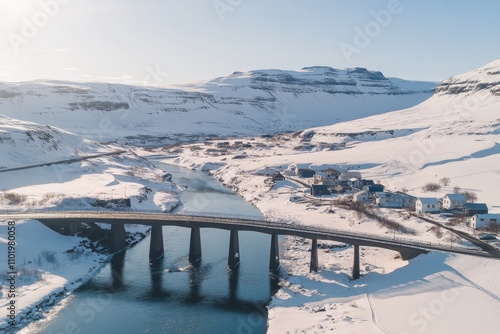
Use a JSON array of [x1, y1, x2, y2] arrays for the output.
[[23, 157, 274, 334]]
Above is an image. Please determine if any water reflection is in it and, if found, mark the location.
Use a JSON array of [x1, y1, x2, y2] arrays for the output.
[[188, 263, 203, 302], [228, 268, 240, 303], [149, 259, 169, 299], [110, 250, 126, 290]]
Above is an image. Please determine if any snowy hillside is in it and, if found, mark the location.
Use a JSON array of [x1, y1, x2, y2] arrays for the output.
[[0, 67, 436, 143], [0, 115, 107, 169], [0, 114, 182, 213], [287, 59, 500, 206]]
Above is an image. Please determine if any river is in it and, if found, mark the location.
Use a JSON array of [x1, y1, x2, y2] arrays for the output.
[[21, 157, 275, 334]]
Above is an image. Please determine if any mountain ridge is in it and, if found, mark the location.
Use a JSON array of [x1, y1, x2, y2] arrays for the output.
[[0, 66, 437, 143]]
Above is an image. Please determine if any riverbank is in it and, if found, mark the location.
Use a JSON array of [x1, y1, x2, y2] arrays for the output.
[[0, 221, 149, 332], [0, 151, 183, 332]]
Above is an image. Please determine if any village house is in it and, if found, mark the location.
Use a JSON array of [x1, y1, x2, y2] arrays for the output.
[[375, 192, 417, 209], [469, 214, 500, 229], [329, 182, 351, 194], [311, 184, 330, 196], [442, 193, 467, 210], [297, 168, 316, 178], [463, 203, 489, 216], [416, 197, 440, 214], [398, 193, 417, 210], [375, 192, 401, 208], [313, 174, 338, 186], [339, 171, 362, 181], [364, 184, 385, 193], [326, 168, 341, 178], [347, 177, 361, 189], [353, 189, 371, 203]]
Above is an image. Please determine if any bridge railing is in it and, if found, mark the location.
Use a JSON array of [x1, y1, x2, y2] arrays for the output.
[[0, 210, 486, 255]]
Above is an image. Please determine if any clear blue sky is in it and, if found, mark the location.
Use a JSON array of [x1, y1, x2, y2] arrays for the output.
[[1, 0, 499, 85]]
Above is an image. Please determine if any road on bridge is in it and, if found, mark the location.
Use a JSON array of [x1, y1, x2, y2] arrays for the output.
[[0, 211, 494, 259]]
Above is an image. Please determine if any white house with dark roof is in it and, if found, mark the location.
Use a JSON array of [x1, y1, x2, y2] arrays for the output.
[[442, 193, 467, 210], [353, 189, 370, 203], [416, 197, 440, 214], [339, 171, 362, 181], [469, 214, 500, 229]]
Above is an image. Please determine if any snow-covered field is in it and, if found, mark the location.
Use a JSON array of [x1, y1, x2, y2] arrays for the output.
[[158, 60, 500, 333]]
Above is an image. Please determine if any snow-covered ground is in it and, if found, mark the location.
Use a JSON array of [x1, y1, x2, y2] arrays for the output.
[[0, 220, 149, 331], [0, 118, 182, 331], [156, 60, 500, 333]]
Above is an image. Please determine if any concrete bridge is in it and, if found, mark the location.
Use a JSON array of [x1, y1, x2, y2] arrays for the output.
[[0, 211, 489, 279]]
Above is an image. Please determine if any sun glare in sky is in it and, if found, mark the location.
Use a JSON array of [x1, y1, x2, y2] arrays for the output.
[[0, 1, 499, 85]]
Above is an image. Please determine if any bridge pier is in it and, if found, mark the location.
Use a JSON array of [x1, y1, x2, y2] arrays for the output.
[[110, 224, 126, 253], [228, 230, 240, 270], [149, 225, 164, 263], [352, 245, 360, 280], [310, 239, 319, 272], [269, 234, 280, 273], [110, 250, 126, 290], [189, 227, 202, 264], [68, 222, 82, 235]]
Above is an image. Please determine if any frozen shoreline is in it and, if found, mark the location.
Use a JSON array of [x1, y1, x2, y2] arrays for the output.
[[0, 220, 150, 332]]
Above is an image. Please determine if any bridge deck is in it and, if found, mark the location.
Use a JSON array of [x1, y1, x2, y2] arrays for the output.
[[0, 211, 490, 258]]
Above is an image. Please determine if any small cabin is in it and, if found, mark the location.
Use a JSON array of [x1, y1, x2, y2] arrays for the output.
[[298, 168, 316, 178], [364, 184, 385, 193], [311, 185, 330, 196], [353, 190, 370, 203], [442, 194, 467, 210], [416, 198, 440, 214]]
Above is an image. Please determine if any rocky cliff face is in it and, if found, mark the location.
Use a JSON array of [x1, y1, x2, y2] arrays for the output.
[[435, 59, 500, 96], [0, 67, 437, 143]]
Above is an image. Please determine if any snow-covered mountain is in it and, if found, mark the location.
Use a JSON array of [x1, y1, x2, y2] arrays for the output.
[[0, 67, 436, 143], [306, 59, 500, 142]]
